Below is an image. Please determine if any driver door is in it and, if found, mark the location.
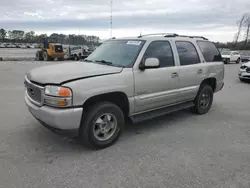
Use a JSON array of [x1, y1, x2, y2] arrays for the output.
[[133, 40, 180, 113]]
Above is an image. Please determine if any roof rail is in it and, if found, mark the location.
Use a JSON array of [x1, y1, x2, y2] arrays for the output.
[[138, 33, 178, 38], [177, 35, 208, 40], [138, 33, 208, 40]]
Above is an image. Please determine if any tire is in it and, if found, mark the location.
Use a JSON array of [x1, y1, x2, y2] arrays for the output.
[[35, 51, 43, 61], [191, 84, 213, 115], [224, 59, 230, 64], [58, 57, 64, 61], [43, 51, 50, 61], [236, 58, 240, 64], [74, 55, 79, 61], [79, 102, 124, 149], [239, 78, 245, 82]]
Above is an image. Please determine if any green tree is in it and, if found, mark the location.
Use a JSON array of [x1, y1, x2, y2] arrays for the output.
[[11, 30, 25, 40], [24, 31, 35, 42], [0, 28, 7, 40]]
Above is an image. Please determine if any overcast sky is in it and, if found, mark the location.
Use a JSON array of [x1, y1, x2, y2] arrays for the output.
[[0, 0, 249, 42]]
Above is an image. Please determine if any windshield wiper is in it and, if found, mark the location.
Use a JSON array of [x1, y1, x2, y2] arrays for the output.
[[83, 59, 93, 62], [95, 60, 113, 65]]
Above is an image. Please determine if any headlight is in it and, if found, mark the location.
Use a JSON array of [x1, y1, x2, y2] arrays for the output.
[[44, 86, 72, 107]]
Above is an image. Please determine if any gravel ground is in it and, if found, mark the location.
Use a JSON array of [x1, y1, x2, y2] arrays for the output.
[[0, 61, 250, 188]]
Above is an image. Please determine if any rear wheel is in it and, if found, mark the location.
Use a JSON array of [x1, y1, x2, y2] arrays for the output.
[[79, 102, 124, 149], [35, 51, 43, 61], [191, 84, 213, 115]]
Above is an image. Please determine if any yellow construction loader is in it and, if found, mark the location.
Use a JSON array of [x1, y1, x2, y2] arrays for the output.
[[35, 38, 67, 61]]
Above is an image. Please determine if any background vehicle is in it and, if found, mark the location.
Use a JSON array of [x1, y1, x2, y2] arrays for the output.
[[221, 51, 241, 64], [25, 33, 224, 149], [66, 46, 92, 61], [0, 43, 5, 48], [239, 61, 250, 82], [35, 38, 67, 61], [240, 51, 250, 62]]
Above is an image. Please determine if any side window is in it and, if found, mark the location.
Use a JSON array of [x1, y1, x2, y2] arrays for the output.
[[143, 41, 175, 67], [197, 41, 222, 62], [176, 41, 200, 66]]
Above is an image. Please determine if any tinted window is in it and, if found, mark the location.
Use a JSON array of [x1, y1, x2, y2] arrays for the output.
[[176, 41, 200, 66], [143, 41, 174, 67], [197, 41, 222, 62]]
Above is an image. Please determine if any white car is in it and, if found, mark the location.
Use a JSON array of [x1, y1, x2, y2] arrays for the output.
[[239, 61, 250, 82], [221, 51, 241, 64], [0, 43, 5, 48]]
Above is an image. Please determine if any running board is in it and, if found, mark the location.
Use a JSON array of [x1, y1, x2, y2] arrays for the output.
[[130, 101, 194, 124]]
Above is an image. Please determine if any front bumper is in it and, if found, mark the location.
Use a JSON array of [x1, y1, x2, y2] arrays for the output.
[[25, 93, 83, 130], [222, 58, 229, 63], [238, 69, 250, 80]]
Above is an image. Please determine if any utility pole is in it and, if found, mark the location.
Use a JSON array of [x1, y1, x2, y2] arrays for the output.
[[110, 0, 113, 38]]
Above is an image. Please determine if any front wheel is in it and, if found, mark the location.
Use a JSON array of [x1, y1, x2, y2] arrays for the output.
[[191, 84, 213, 115], [236, 58, 240, 64], [43, 52, 50, 61], [79, 102, 124, 149], [58, 57, 64, 61]]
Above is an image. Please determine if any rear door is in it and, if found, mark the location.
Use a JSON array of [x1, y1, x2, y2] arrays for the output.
[[174, 41, 204, 102]]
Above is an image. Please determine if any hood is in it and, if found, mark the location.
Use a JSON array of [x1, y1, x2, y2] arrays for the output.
[[242, 61, 250, 67], [27, 61, 123, 85], [221, 55, 230, 58]]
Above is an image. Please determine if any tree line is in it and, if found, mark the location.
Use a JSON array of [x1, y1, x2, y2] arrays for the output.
[[216, 12, 250, 50], [0, 28, 100, 45]]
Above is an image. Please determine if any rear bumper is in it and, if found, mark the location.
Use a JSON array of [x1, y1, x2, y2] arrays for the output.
[[25, 94, 83, 131]]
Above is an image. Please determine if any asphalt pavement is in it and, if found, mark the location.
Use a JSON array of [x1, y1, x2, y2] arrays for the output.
[[0, 61, 250, 188]]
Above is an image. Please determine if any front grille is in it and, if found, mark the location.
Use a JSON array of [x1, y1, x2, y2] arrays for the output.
[[246, 68, 250, 73], [25, 79, 43, 105]]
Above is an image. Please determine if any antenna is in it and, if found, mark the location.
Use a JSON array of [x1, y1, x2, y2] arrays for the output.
[[110, 0, 113, 38]]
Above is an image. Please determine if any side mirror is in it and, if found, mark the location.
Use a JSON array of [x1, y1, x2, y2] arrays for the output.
[[139, 58, 160, 70]]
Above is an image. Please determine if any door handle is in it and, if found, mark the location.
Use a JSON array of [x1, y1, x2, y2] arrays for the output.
[[171, 72, 178, 78], [197, 69, 203, 74]]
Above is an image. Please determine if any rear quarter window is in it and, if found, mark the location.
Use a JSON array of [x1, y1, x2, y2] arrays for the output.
[[197, 41, 222, 62]]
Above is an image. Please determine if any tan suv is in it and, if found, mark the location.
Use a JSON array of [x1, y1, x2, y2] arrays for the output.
[[24, 33, 224, 149]]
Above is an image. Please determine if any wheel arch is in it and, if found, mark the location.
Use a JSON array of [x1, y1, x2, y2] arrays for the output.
[[82, 92, 130, 118], [200, 77, 216, 92]]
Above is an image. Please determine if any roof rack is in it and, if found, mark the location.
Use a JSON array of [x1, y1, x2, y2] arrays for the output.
[[138, 33, 178, 38], [176, 35, 208, 40], [138, 33, 208, 40]]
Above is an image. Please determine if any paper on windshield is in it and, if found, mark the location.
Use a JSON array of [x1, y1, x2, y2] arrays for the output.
[[126, 41, 142, 45]]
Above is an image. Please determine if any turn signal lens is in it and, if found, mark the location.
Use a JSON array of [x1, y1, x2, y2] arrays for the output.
[[58, 88, 72, 97], [57, 100, 68, 106]]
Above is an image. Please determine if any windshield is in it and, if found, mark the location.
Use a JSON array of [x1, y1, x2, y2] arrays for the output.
[[84, 40, 145, 67], [221, 51, 231, 55]]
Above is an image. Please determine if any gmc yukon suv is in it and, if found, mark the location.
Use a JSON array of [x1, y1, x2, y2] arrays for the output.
[[24, 33, 224, 149]]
